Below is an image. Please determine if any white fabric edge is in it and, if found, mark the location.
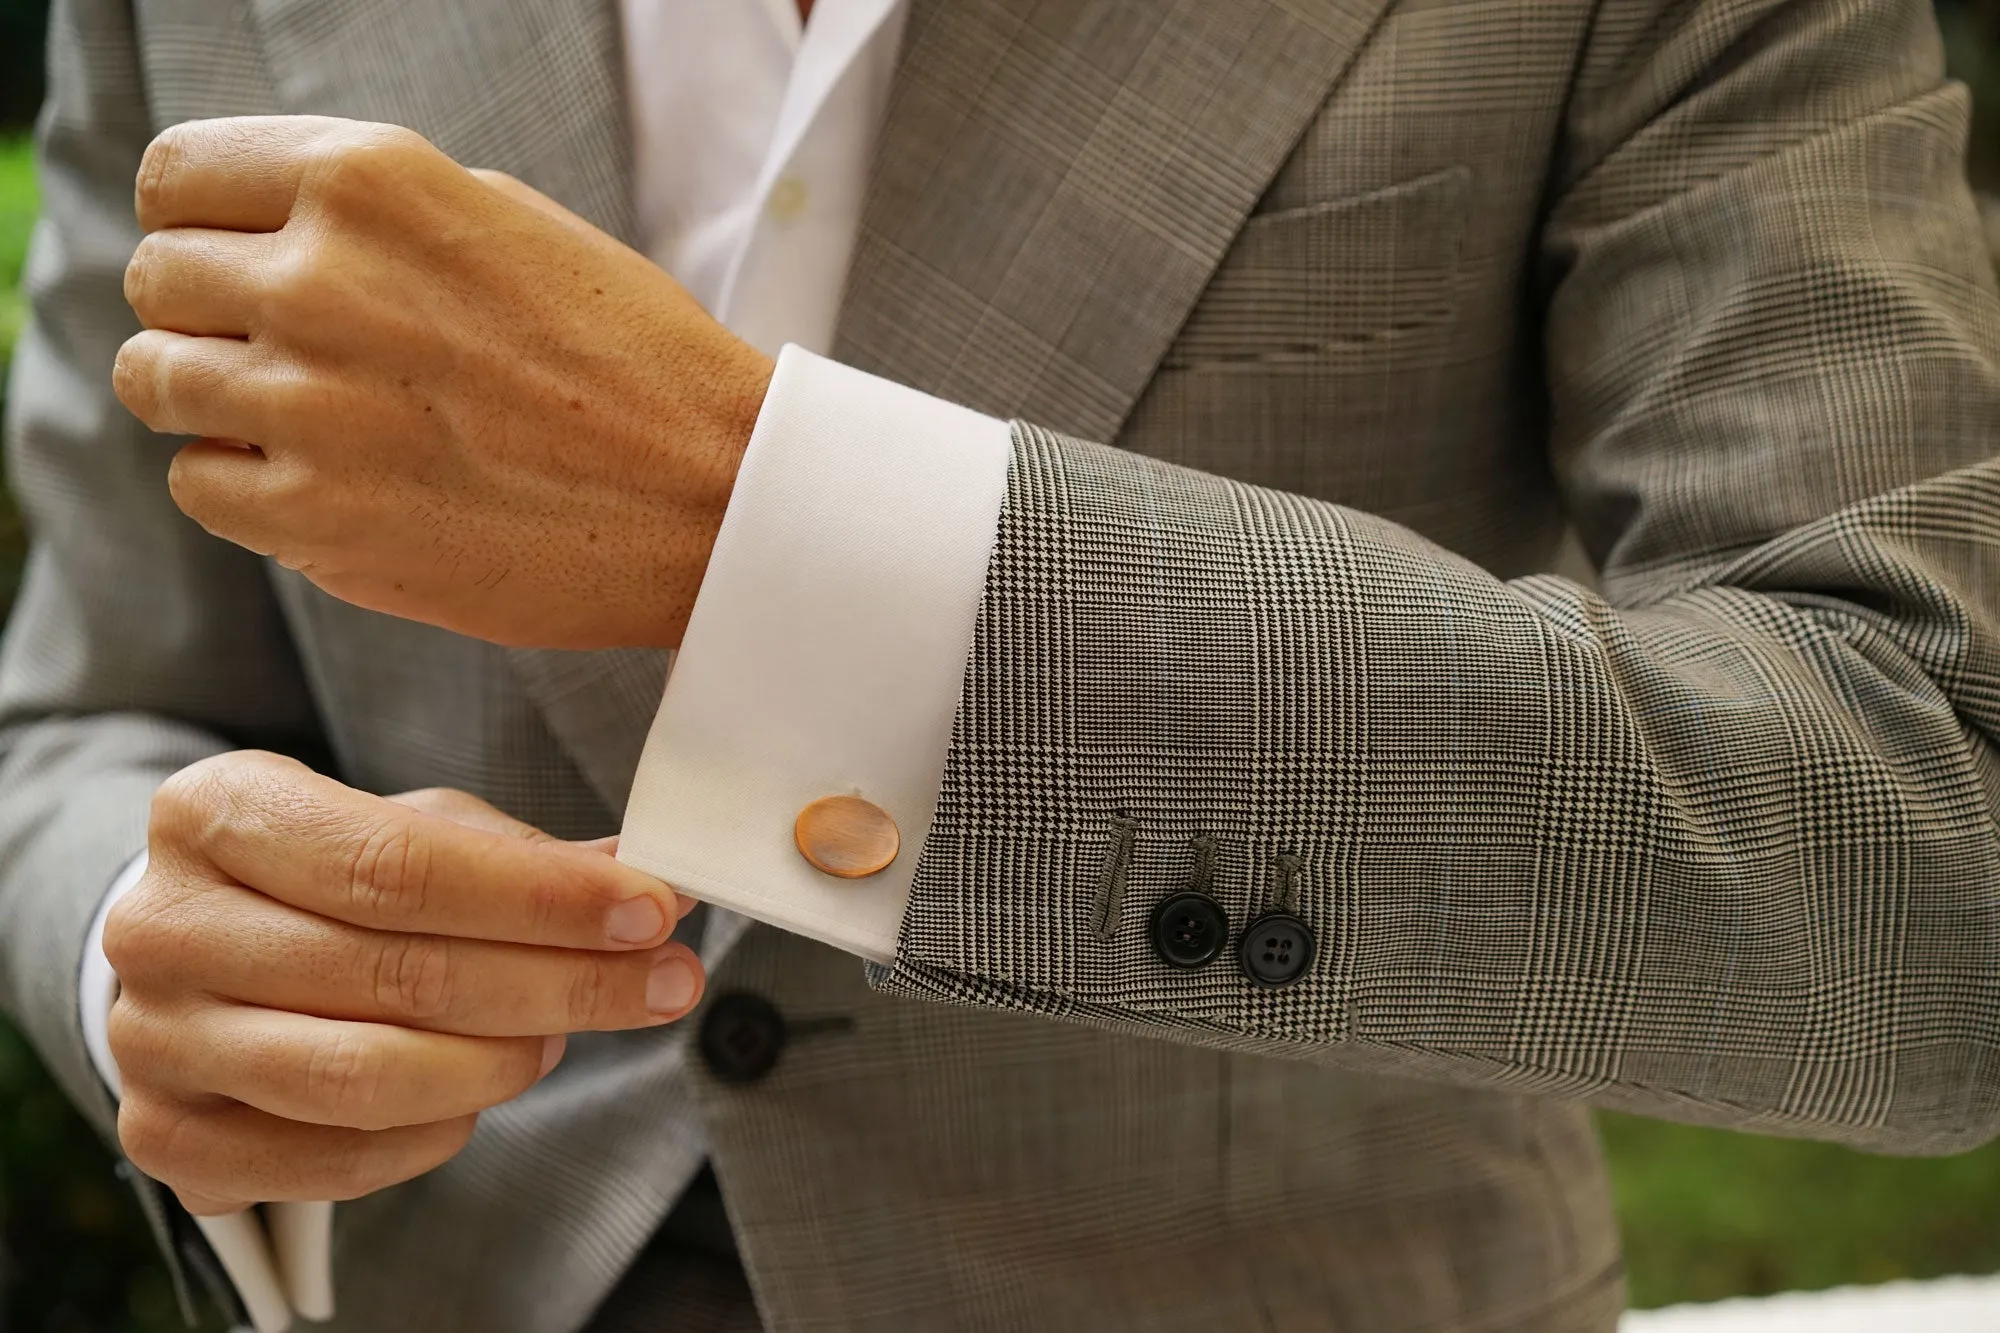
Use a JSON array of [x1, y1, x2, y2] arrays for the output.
[[79, 847, 148, 1100], [1622, 1274, 2000, 1330], [197, 1213, 295, 1333], [619, 345, 1012, 961], [268, 1199, 336, 1321]]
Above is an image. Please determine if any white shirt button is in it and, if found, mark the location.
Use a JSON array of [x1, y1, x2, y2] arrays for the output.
[[767, 176, 810, 222]]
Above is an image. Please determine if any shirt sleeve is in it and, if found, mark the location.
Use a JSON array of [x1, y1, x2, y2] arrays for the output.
[[617, 345, 1011, 961], [79, 850, 324, 1332], [78, 849, 148, 1100]]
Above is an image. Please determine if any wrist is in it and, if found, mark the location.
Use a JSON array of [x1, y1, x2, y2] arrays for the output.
[[703, 340, 775, 499], [652, 336, 775, 649]]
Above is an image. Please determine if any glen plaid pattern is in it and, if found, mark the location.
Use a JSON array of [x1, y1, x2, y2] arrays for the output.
[[881, 0, 2000, 1151], [1, 0, 1995, 1331]]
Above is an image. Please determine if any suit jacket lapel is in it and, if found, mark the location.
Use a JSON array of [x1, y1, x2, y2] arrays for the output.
[[836, 0, 1393, 440], [252, 0, 665, 813]]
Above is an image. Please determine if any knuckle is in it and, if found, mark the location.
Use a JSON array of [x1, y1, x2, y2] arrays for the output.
[[123, 236, 161, 317], [117, 1092, 201, 1183], [563, 955, 616, 1028], [521, 874, 567, 936], [260, 242, 332, 325], [326, 1115, 471, 1200], [370, 933, 455, 1022], [134, 126, 189, 225], [304, 1028, 385, 1119], [163, 446, 210, 521], [149, 753, 256, 858], [523, 859, 619, 934], [101, 886, 187, 985], [116, 336, 213, 436], [104, 995, 160, 1077], [111, 333, 159, 420], [316, 1135, 387, 1200], [330, 1119, 462, 1199], [304, 126, 426, 213], [346, 819, 432, 922]]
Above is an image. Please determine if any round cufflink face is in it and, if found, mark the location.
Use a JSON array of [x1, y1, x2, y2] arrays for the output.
[[795, 795, 900, 878], [1149, 891, 1229, 969], [1239, 912, 1316, 987]]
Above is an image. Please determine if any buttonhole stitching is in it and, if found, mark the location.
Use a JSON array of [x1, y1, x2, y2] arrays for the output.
[[1092, 817, 1139, 942], [1272, 853, 1304, 915], [1189, 834, 1219, 896]]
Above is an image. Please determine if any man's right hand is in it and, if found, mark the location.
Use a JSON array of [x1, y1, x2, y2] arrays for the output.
[[103, 751, 704, 1217]]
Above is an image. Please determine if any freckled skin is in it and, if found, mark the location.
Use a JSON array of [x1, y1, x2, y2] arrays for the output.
[[114, 115, 776, 651]]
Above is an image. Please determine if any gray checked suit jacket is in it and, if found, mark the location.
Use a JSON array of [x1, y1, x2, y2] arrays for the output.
[[7, 0, 2000, 1329]]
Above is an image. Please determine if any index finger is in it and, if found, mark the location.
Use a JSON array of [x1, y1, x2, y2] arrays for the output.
[[153, 752, 686, 951], [135, 115, 361, 233]]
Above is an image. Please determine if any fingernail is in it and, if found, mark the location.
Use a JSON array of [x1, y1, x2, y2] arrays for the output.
[[605, 894, 667, 945], [646, 957, 700, 1016], [539, 1034, 567, 1078]]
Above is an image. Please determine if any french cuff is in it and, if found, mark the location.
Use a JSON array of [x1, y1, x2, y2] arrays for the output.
[[619, 345, 1011, 962], [79, 849, 329, 1332]]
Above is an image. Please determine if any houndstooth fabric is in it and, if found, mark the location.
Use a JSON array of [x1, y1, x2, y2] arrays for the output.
[[1, 0, 1995, 1328]]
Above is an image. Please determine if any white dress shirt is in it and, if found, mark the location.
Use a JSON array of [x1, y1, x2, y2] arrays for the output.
[[79, 0, 1015, 1326]]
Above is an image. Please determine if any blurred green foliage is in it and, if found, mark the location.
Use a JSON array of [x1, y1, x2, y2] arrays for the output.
[[0, 1025, 203, 1332], [1602, 1112, 2000, 1309], [1, 130, 32, 592], [2, 6, 2000, 1331], [1941, 0, 2000, 193]]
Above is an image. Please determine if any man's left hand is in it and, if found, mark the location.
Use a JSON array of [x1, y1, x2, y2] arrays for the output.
[[114, 116, 774, 650]]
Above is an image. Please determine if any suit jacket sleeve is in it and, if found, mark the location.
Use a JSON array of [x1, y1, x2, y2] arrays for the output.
[[0, 0, 322, 1142], [875, 0, 2000, 1156]]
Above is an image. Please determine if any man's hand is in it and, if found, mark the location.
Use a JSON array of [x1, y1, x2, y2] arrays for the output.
[[104, 751, 705, 1217], [112, 116, 775, 650]]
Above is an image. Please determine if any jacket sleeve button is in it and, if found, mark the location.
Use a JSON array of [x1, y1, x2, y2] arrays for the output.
[[1149, 891, 1229, 969], [1238, 912, 1316, 987]]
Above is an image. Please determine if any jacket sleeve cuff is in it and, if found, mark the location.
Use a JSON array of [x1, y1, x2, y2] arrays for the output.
[[618, 345, 1011, 962]]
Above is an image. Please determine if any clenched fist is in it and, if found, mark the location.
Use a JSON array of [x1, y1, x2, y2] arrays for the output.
[[106, 752, 704, 1216], [113, 115, 775, 651]]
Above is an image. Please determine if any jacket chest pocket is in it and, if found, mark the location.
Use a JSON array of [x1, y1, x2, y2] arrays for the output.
[[1120, 166, 1474, 508]]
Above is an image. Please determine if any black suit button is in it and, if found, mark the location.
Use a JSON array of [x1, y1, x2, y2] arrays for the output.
[[1150, 891, 1229, 969], [698, 992, 788, 1084], [1239, 912, 1315, 987]]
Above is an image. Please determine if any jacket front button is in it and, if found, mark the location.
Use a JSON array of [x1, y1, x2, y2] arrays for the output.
[[1239, 912, 1316, 987], [1149, 891, 1229, 969], [698, 992, 789, 1084]]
